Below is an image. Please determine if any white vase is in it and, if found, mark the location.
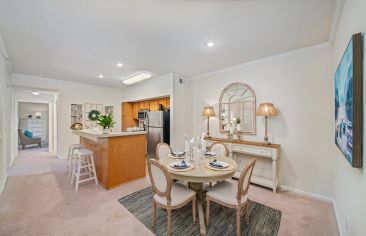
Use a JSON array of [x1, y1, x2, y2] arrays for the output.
[[236, 124, 242, 132], [103, 128, 109, 134]]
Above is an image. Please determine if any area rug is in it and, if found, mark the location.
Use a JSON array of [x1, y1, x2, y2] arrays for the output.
[[118, 187, 281, 236]]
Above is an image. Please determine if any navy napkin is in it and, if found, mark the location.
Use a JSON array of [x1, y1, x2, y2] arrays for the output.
[[173, 160, 188, 168]]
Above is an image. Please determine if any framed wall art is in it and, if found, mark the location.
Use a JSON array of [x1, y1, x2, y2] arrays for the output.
[[334, 32, 363, 168]]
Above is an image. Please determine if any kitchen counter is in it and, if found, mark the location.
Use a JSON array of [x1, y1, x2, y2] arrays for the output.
[[73, 129, 147, 189], [72, 129, 146, 141]]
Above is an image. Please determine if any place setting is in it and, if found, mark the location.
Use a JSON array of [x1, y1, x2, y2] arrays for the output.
[[205, 158, 235, 171], [203, 151, 217, 158], [166, 160, 195, 172], [169, 147, 187, 159]]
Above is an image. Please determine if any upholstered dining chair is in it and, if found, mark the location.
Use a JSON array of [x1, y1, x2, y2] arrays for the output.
[[156, 142, 172, 160], [148, 159, 196, 236], [209, 142, 229, 157], [206, 158, 256, 236]]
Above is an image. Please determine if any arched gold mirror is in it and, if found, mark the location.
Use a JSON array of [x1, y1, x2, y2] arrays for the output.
[[219, 83, 256, 135]]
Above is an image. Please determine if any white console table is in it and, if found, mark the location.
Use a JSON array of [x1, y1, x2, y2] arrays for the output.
[[205, 137, 280, 193]]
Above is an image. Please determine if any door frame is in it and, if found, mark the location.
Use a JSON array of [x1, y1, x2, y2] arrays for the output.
[[15, 100, 58, 155]]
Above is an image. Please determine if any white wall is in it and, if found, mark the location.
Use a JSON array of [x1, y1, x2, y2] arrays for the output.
[[11, 74, 122, 159], [190, 45, 335, 198], [121, 74, 173, 102], [171, 74, 193, 146], [332, 1, 366, 235], [0, 41, 13, 194]]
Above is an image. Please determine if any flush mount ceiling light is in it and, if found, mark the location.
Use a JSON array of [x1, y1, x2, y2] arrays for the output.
[[206, 41, 215, 48], [98, 74, 104, 79], [116, 62, 123, 68], [122, 72, 152, 85], [32, 91, 40, 95]]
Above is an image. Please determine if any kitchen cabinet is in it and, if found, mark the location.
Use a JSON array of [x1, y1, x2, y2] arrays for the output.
[[132, 103, 139, 119], [158, 98, 167, 109], [122, 97, 170, 131], [149, 99, 159, 111], [122, 102, 134, 131]]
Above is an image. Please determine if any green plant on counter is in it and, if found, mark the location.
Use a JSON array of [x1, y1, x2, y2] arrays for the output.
[[97, 114, 116, 129], [235, 117, 241, 124]]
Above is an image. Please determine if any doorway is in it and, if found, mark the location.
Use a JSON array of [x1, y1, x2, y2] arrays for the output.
[[18, 102, 49, 152]]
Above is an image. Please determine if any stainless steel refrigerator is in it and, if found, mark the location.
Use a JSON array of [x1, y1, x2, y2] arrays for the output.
[[146, 110, 170, 159]]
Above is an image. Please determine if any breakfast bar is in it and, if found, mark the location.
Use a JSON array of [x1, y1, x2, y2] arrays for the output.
[[72, 130, 147, 189]]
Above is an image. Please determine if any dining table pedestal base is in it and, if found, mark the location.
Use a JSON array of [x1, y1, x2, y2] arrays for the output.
[[189, 182, 206, 236]]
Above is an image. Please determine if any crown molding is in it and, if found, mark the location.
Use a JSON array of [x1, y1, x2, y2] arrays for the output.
[[328, 0, 346, 44]]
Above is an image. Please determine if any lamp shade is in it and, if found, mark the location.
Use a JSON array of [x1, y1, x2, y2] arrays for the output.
[[202, 106, 215, 117], [256, 103, 277, 117], [35, 112, 42, 117]]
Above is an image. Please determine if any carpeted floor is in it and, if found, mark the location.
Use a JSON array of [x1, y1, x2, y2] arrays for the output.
[[119, 187, 281, 236], [0, 149, 339, 236]]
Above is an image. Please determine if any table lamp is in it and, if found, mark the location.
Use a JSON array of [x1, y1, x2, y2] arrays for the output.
[[256, 103, 277, 143], [202, 106, 215, 137]]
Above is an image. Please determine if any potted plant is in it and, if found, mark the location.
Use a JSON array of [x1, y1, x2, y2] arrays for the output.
[[235, 117, 242, 132], [97, 114, 116, 134]]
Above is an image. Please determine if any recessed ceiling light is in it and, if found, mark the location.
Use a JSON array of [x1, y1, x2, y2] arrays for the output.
[[116, 62, 123, 68], [98, 74, 104, 79], [39, 74, 43, 77], [206, 41, 215, 48], [122, 72, 152, 85], [32, 91, 40, 96]]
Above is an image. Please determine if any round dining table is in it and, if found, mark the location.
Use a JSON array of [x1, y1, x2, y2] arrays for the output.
[[159, 155, 237, 236]]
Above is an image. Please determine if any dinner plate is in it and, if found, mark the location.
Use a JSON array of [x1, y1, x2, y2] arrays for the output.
[[209, 163, 228, 169], [172, 151, 186, 156], [209, 160, 229, 169], [169, 161, 190, 169], [205, 151, 217, 157]]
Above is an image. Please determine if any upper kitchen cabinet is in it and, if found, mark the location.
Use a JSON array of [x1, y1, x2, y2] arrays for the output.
[[132, 103, 139, 119], [149, 99, 159, 111], [158, 98, 167, 108]]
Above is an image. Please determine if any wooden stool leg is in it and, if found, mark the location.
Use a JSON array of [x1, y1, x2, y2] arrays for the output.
[[90, 154, 98, 185], [70, 155, 76, 185], [66, 147, 71, 173], [74, 157, 81, 191]]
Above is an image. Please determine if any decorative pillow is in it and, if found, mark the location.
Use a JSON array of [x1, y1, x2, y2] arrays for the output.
[[24, 129, 33, 138]]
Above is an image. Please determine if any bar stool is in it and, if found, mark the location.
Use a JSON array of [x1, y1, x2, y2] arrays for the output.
[[71, 148, 98, 191], [66, 144, 83, 178]]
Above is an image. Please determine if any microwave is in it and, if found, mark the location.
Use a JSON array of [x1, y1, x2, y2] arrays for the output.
[[138, 110, 147, 120]]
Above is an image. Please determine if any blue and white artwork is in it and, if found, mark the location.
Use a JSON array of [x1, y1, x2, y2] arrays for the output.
[[335, 39, 353, 164]]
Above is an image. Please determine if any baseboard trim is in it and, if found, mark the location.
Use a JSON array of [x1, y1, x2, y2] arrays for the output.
[[0, 175, 8, 195], [56, 154, 66, 159], [279, 185, 333, 203], [332, 201, 343, 236], [7, 154, 16, 167]]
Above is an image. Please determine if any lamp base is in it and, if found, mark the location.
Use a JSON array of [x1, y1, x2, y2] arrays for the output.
[[263, 136, 271, 145]]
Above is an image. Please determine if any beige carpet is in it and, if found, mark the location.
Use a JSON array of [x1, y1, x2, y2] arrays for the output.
[[0, 149, 338, 236]]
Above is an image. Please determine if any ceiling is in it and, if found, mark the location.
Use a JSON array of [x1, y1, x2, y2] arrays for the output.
[[0, 0, 336, 88]]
